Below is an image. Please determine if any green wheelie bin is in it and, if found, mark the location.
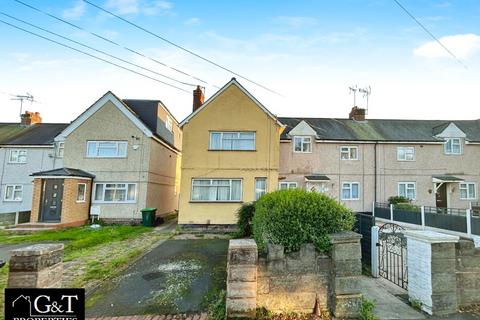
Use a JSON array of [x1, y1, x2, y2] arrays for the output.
[[141, 208, 157, 227]]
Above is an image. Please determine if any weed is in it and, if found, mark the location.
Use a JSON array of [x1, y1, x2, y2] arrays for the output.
[[359, 297, 378, 320]]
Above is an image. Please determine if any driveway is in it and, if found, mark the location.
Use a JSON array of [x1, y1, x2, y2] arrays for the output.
[[86, 239, 228, 317]]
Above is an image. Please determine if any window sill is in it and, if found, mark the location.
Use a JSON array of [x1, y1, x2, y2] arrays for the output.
[[207, 149, 256, 152], [92, 201, 137, 204], [7, 162, 26, 165], [76, 200, 86, 203], [189, 201, 243, 204], [3, 200, 23, 202], [341, 199, 360, 201], [293, 151, 312, 154]]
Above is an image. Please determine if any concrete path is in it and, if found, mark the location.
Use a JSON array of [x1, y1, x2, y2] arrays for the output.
[[88, 313, 208, 320], [360, 276, 426, 319]]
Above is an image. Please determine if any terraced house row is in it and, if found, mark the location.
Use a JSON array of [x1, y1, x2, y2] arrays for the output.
[[1, 78, 479, 227]]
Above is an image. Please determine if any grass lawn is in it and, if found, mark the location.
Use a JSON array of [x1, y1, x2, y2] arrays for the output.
[[0, 225, 152, 261]]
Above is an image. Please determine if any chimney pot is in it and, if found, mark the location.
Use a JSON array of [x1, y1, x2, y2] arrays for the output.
[[349, 106, 366, 121], [192, 85, 205, 112], [21, 111, 42, 126]]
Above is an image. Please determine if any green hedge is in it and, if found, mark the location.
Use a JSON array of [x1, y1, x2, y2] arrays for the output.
[[235, 202, 255, 238], [252, 189, 355, 253]]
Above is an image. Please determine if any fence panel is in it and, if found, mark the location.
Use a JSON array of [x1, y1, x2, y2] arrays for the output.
[[472, 216, 480, 236], [425, 211, 467, 233], [393, 207, 422, 225], [355, 213, 375, 271], [374, 203, 390, 219]]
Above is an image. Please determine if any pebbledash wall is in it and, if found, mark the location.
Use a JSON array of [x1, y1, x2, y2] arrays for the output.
[[226, 232, 363, 319]]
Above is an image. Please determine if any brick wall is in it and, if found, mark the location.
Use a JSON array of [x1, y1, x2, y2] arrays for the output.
[[456, 240, 480, 308], [30, 178, 42, 223], [60, 178, 91, 226]]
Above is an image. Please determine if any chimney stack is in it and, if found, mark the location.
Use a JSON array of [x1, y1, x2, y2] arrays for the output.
[[349, 106, 366, 121], [193, 85, 205, 112], [21, 111, 42, 126]]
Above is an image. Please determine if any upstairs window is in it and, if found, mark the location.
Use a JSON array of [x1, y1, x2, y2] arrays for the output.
[[460, 183, 476, 200], [293, 136, 312, 153], [397, 146, 415, 161], [56, 142, 65, 158], [166, 116, 173, 132], [87, 141, 127, 158], [444, 138, 461, 155], [209, 132, 255, 151], [278, 182, 297, 190], [398, 182, 416, 200], [9, 149, 27, 163], [340, 146, 358, 160]]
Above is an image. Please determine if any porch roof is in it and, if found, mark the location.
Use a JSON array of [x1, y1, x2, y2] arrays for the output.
[[432, 175, 464, 183], [31, 167, 95, 178], [305, 175, 330, 181]]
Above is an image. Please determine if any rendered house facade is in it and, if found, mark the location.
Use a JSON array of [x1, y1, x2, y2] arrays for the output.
[[0, 113, 67, 214], [178, 79, 284, 226]]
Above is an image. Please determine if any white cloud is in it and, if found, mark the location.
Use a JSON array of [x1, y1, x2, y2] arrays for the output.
[[185, 17, 201, 26], [272, 16, 318, 29], [413, 34, 480, 59], [105, 0, 172, 15], [62, 0, 86, 19]]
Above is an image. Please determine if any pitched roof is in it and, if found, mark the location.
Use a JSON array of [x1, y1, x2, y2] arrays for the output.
[[180, 78, 284, 127], [279, 118, 480, 142], [0, 123, 68, 145], [31, 167, 95, 178]]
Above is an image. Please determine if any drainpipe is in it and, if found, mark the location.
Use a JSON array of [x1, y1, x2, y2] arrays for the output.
[[374, 142, 378, 204]]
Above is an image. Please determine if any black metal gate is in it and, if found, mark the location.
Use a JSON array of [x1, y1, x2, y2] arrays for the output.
[[355, 213, 375, 272], [377, 223, 408, 289]]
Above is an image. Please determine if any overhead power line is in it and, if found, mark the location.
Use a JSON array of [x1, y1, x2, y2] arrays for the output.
[[0, 19, 190, 93], [392, 0, 468, 69], [0, 11, 196, 87], [13, 0, 217, 88], [81, 0, 283, 96]]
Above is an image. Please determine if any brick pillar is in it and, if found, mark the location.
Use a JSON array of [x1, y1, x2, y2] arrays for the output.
[[8, 244, 64, 288], [226, 239, 258, 318], [330, 231, 363, 318], [404, 230, 459, 315]]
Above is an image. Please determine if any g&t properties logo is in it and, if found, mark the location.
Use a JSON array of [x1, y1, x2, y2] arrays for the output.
[[5, 288, 85, 320]]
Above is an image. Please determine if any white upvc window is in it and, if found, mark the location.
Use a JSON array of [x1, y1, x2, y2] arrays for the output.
[[340, 146, 358, 160], [191, 179, 242, 202], [398, 182, 416, 200], [460, 182, 476, 200], [254, 178, 267, 200], [77, 183, 86, 202], [397, 146, 415, 161], [293, 136, 312, 153], [278, 182, 297, 190], [341, 182, 360, 200], [93, 183, 137, 203], [56, 142, 65, 158], [87, 141, 128, 158], [4, 185, 23, 201], [8, 149, 27, 163], [166, 115, 173, 132], [444, 138, 461, 155], [209, 132, 255, 151]]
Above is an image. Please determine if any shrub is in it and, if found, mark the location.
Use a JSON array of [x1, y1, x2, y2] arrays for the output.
[[235, 201, 256, 238], [388, 196, 410, 205], [394, 202, 421, 212], [252, 189, 355, 253]]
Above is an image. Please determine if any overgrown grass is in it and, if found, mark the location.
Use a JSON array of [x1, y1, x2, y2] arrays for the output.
[[0, 262, 9, 320], [0, 225, 152, 261]]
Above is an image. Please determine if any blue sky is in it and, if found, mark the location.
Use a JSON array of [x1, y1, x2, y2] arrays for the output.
[[0, 0, 479, 123]]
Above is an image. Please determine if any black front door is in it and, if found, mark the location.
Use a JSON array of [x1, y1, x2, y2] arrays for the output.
[[435, 183, 447, 208], [40, 179, 64, 222]]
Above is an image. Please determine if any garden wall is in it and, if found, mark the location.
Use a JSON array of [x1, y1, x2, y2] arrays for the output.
[[456, 240, 480, 307], [226, 232, 363, 319]]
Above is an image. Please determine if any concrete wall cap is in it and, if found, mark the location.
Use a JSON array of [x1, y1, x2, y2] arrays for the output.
[[404, 230, 459, 243], [10, 243, 64, 256], [330, 231, 362, 244], [229, 239, 258, 249]]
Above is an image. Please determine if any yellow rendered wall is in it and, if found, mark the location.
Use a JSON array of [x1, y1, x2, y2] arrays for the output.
[[178, 84, 282, 225]]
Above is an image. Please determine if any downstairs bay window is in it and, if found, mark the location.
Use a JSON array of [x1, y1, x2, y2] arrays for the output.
[[191, 179, 242, 202]]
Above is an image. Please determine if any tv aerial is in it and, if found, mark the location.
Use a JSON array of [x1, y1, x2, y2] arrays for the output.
[[358, 86, 371, 114], [10, 93, 40, 116]]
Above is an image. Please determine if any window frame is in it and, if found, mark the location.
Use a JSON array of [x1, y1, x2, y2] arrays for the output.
[[8, 149, 27, 164], [92, 183, 137, 203], [459, 182, 477, 200], [398, 182, 417, 200], [190, 178, 243, 202], [340, 146, 359, 160], [209, 131, 256, 151], [341, 182, 360, 200], [397, 146, 415, 161], [278, 181, 298, 190], [293, 136, 312, 153], [56, 142, 65, 158], [166, 116, 173, 132], [444, 138, 462, 155], [254, 177, 267, 200], [76, 183, 87, 202], [86, 141, 128, 158], [4, 184, 23, 202]]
